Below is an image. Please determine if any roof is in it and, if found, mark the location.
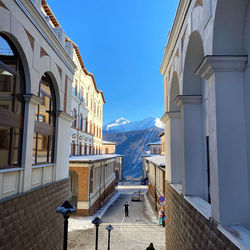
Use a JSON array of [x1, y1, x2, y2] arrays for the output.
[[65, 37, 106, 104], [102, 140, 117, 145], [158, 131, 165, 137], [147, 141, 161, 146], [41, 0, 60, 28], [145, 155, 165, 167], [69, 154, 123, 163]]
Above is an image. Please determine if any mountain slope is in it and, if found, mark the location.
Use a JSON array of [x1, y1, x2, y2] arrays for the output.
[[103, 126, 163, 179], [104, 117, 164, 133]]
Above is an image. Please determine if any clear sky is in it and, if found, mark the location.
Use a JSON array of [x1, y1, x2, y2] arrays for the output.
[[48, 0, 179, 124]]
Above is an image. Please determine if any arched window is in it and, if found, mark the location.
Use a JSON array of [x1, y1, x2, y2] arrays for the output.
[[0, 34, 25, 169], [72, 109, 77, 128], [105, 148, 108, 154], [79, 114, 83, 130], [33, 73, 56, 164]]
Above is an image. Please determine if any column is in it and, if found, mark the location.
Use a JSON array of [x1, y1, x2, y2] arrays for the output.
[[176, 95, 204, 197], [22, 95, 42, 192], [196, 55, 249, 225], [161, 111, 182, 184]]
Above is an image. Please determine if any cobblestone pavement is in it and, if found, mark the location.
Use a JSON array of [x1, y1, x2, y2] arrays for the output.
[[68, 185, 165, 250]]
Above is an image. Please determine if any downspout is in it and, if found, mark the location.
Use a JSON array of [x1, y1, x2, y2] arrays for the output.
[[99, 162, 102, 209], [154, 163, 157, 211], [88, 164, 92, 214]]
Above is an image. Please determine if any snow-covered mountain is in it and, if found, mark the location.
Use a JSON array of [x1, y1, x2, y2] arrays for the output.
[[104, 117, 164, 133]]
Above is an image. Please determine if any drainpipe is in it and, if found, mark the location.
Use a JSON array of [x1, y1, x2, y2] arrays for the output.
[[154, 163, 157, 211], [99, 162, 102, 209], [88, 164, 92, 214]]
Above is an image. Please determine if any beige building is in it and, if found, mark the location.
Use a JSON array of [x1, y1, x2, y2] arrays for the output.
[[0, 0, 76, 248], [102, 140, 116, 154], [147, 156, 165, 211], [69, 41, 105, 156], [69, 154, 122, 215]]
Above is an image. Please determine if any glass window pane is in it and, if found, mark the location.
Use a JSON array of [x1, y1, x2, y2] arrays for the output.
[[0, 126, 9, 167]]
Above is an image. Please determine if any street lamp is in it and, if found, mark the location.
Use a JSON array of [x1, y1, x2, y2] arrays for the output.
[[56, 200, 76, 250], [106, 224, 113, 250], [92, 216, 102, 250]]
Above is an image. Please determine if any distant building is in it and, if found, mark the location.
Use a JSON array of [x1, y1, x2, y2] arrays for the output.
[[0, 0, 76, 248], [102, 140, 116, 154], [159, 131, 165, 155], [147, 156, 165, 211], [147, 141, 161, 155]]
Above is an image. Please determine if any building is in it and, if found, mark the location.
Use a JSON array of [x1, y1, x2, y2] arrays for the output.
[[147, 155, 165, 211], [160, 0, 250, 249], [69, 40, 105, 156], [147, 141, 161, 155], [159, 131, 165, 155], [102, 140, 116, 154], [68, 42, 123, 215], [69, 154, 122, 215], [0, 0, 76, 248]]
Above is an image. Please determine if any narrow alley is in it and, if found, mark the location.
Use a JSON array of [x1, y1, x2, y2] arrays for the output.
[[68, 184, 165, 250]]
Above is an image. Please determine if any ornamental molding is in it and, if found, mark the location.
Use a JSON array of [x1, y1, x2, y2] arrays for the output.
[[195, 55, 248, 80], [56, 110, 74, 122], [175, 95, 202, 107]]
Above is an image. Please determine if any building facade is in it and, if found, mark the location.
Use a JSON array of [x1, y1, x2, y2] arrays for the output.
[[70, 41, 105, 156], [102, 140, 116, 154], [69, 154, 122, 215], [160, 0, 250, 248], [0, 0, 76, 249]]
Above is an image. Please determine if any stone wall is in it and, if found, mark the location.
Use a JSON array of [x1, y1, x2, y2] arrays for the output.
[[165, 181, 239, 250], [0, 178, 70, 250]]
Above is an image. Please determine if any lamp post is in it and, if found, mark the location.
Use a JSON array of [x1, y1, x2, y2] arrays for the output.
[[106, 224, 113, 250], [92, 217, 102, 250], [56, 200, 76, 250]]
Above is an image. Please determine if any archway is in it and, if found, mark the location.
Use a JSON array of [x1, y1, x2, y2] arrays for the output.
[[69, 170, 78, 208], [180, 31, 206, 198]]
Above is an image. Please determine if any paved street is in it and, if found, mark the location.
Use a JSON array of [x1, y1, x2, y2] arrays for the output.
[[68, 185, 165, 250]]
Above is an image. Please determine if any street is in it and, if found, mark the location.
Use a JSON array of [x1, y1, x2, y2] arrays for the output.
[[68, 185, 165, 250]]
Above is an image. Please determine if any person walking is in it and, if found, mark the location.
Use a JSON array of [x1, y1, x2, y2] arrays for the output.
[[158, 208, 163, 226], [146, 243, 155, 250], [124, 201, 129, 217], [162, 211, 166, 227]]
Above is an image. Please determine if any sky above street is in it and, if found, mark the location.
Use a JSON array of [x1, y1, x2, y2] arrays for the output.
[[48, 0, 179, 124]]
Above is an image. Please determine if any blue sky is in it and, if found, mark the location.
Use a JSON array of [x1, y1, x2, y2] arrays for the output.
[[48, 0, 179, 124]]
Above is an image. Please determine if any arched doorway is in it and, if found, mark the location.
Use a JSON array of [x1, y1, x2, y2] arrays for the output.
[[69, 170, 78, 208]]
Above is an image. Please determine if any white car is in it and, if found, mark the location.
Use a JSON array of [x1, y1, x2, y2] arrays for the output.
[[131, 191, 142, 201]]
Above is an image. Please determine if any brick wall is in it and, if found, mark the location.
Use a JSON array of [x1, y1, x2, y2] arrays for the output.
[[0, 178, 70, 250], [165, 181, 239, 250]]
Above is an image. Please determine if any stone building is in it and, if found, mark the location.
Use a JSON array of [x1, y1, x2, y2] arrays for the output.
[[147, 141, 161, 155], [0, 0, 76, 249], [102, 140, 116, 154], [160, 0, 250, 249]]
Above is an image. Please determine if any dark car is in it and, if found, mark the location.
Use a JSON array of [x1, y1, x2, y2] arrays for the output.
[[140, 178, 148, 185]]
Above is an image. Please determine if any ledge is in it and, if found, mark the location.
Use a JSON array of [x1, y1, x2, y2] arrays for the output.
[[0, 168, 23, 174], [32, 163, 55, 169]]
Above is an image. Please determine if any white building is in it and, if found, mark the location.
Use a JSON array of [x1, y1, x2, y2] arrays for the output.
[[0, 0, 75, 248], [160, 0, 250, 249]]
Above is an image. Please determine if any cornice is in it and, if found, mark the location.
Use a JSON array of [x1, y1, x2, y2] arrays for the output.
[[16, 0, 77, 74], [23, 94, 43, 105], [56, 110, 74, 122], [161, 111, 181, 123], [160, 0, 192, 75], [175, 95, 202, 107], [195, 55, 248, 79]]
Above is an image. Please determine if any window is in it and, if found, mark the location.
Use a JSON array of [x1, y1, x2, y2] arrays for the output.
[[33, 73, 56, 164], [79, 114, 83, 130], [105, 148, 108, 154], [75, 80, 78, 96], [72, 109, 77, 128], [79, 142, 82, 155], [71, 141, 76, 156], [0, 34, 25, 169], [80, 86, 83, 100], [86, 92, 88, 107], [85, 117, 88, 132]]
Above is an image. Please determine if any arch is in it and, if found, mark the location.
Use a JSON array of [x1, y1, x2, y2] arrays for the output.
[[69, 170, 78, 208], [183, 31, 204, 95], [39, 71, 61, 110], [213, 0, 250, 55], [0, 32, 31, 93], [169, 72, 180, 112]]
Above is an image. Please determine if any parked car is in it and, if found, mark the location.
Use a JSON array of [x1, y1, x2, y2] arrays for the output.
[[140, 178, 148, 185], [131, 191, 142, 201]]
